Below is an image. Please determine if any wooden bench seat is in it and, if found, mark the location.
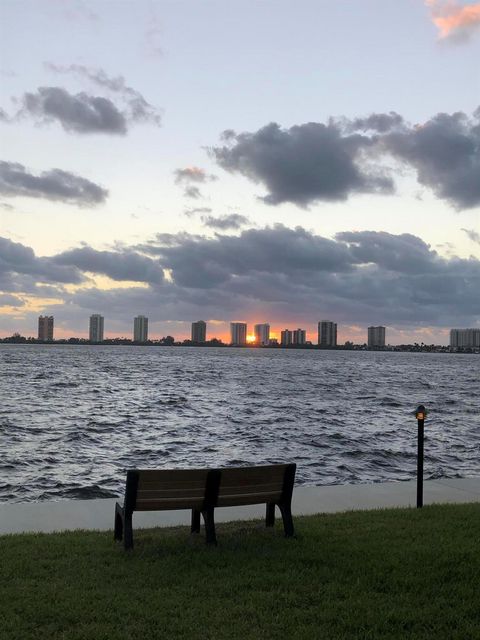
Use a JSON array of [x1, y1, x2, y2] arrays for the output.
[[114, 463, 296, 549]]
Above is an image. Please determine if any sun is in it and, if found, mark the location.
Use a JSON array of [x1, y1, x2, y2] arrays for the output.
[[246, 335, 256, 343]]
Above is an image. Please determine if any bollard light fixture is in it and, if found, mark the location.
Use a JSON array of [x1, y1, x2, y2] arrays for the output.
[[415, 405, 427, 421], [415, 404, 427, 509]]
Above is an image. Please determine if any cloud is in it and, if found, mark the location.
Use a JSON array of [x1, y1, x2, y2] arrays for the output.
[[44, 64, 162, 127], [132, 225, 480, 326], [174, 167, 215, 183], [19, 87, 127, 134], [335, 230, 439, 274], [211, 106, 480, 210], [184, 186, 202, 199], [210, 122, 394, 207], [58, 0, 100, 23], [201, 213, 250, 230], [174, 166, 217, 200], [0, 293, 25, 307], [381, 109, 480, 209], [0, 161, 108, 206], [2, 227, 480, 333], [52, 246, 165, 284], [462, 228, 480, 244], [144, 7, 163, 57], [184, 207, 212, 217], [426, 1, 480, 40], [0, 236, 84, 290], [347, 112, 404, 133], [7, 66, 161, 134]]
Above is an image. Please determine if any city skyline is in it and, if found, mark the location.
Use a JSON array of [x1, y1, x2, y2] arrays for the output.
[[17, 314, 480, 347], [6, 314, 479, 348], [0, 1, 479, 344]]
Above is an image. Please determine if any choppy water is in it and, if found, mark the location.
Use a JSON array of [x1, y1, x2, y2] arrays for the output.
[[0, 345, 478, 503]]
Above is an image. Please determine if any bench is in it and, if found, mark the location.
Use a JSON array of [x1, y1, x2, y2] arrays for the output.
[[114, 463, 296, 549]]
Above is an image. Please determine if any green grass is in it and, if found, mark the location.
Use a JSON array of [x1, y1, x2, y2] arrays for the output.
[[1, 504, 480, 639]]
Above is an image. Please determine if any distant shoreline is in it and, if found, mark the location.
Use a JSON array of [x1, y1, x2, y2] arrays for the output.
[[0, 340, 477, 353]]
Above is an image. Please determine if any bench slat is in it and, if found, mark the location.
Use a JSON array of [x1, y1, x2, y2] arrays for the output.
[[217, 492, 282, 507], [219, 466, 287, 482], [138, 480, 207, 491], [135, 497, 205, 511], [137, 488, 206, 500], [219, 483, 282, 492], [136, 469, 209, 484]]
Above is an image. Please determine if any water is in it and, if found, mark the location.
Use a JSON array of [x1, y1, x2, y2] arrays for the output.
[[0, 345, 478, 503]]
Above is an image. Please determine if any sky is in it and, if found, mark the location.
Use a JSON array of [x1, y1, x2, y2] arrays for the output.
[[0, 0, 479, 344]]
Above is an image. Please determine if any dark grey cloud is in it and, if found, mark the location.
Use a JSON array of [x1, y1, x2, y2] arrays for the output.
[[44, 64, 162, 128], [0, 161, 108, 206], [211, 107, 480, 210], [3, 227, 479, 335], [462, 228, 480, 244], [52, 246, 165, 284], [133, 225, 480, 326], [336, 230, 439, 274], [347, 112, 404, 133], [381, 110, 480, 210], [11, 65, 162, 134], [201, 213, 250, 230], [19, 87, 127, 134], [210, 121, 393, 207], [140, 224, 353, 289], [0, 236, 84, 289]]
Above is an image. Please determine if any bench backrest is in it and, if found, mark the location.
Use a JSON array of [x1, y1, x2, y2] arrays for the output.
[[216, 463, 296, 507], [124, 469, 219, 512], [124, 463, 296, 512]]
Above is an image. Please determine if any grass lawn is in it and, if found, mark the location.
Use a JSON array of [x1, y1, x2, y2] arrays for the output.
[[1, 503, 480, 639]]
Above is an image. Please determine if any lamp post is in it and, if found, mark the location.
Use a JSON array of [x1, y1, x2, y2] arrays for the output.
[[416, 405, 427, 508]]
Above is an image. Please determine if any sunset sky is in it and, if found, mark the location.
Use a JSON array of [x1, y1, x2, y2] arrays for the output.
[[1, 0, 479, 344]]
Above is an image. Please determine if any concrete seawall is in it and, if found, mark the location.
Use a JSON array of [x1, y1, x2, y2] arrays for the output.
[[1, 477, 479, 536]]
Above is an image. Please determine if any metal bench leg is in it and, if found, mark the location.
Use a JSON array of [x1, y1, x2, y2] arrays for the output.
[[114, 503, 124, 541], [266, 503, 275, 527], [124, 511, 134, 550], [279, 503, 294, 537], [191, 509, 201, 533], [202, 508, 217, 545]]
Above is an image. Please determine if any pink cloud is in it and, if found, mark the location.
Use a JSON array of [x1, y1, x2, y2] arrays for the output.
[[426, 1, 480, 38]]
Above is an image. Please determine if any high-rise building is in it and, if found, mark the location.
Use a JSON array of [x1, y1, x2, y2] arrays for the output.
[[38, 316, 54, 341], [254, 323, 270, 346], [89, 314, 104, 343], [450, 328, 480, 348], [133, 315, 148, 343], [292, 328, 306, 345], [281, 329, 293, 346], [318, 321, 337, 347], [191, 320, 207, 343], [230, 322, 247, 346], [368, 326, 386, 348]]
